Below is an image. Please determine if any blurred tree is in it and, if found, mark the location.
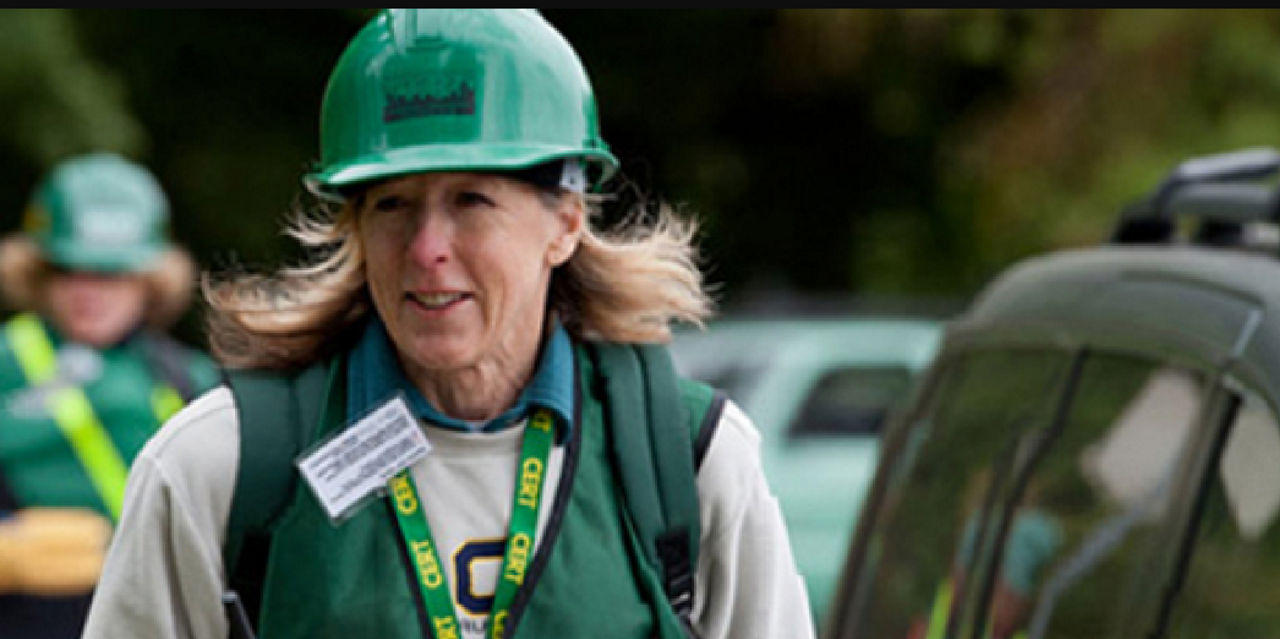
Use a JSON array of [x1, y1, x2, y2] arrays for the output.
[[553, 9, 1280, 306], [65, 9, 372, 345], [0, 10, 142, 167], [68, 9, 373, 269], [766, 9, 1280, 298], [0, 9, 1276, 338], [939, 9, 1280, 290], [0, 9, 145, 287], [546, 9, 1016, 303]]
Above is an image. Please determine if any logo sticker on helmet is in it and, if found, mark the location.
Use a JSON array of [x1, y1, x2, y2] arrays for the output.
[[384, 82, 475, 123], [76, 207, 148, 245], [381, 57, 482, 126]]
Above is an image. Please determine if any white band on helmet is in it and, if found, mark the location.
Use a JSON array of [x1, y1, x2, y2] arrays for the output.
[[559, 159, 587, 193]]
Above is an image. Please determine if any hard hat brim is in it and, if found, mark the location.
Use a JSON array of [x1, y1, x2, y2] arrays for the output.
[[304, 143, 619, 194]]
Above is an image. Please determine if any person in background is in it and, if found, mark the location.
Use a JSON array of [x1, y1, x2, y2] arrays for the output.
[[81, 9, 814, 639], [0, 152, 220, 638]]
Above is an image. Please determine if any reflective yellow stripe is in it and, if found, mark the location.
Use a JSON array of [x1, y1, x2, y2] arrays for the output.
[[151, 384, 184, 423], [4, 313, 129, 520], [6, 313, 57, 383], [48, 387, 129, 519]]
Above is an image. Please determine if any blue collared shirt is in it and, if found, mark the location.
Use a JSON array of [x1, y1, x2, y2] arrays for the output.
[[345, 315, 574, 440]]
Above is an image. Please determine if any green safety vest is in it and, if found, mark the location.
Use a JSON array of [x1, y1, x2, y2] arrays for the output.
[[0, 313, 216, 519], [223, 341, 722, 639]]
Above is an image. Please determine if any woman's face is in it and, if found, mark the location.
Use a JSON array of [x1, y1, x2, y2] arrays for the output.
[[358, 171, 582, 381], [45, 269, 149, 347]]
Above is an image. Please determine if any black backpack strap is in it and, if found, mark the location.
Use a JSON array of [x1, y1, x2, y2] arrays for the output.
[[136, 331, 199, 402], [591, 341, 714, 638], [221, 360, 330, 628]]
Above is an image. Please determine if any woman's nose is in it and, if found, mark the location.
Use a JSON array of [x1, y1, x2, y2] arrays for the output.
[[407, 212, 451, 266]]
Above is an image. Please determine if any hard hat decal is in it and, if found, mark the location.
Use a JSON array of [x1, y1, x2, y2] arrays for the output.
[[76, 208, 148, 245], [379, 49, 483, 137], [383, 81, 476, 123]]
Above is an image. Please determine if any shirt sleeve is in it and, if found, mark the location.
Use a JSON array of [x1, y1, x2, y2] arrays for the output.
[[693, 399, 816, 639], [80, 387, 239, 639]]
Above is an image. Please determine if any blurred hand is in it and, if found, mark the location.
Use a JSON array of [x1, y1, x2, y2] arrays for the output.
[[0, 507, 112, 595]]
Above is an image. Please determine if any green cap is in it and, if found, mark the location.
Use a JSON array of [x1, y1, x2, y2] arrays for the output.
[[306, 9, 619, 194], [24, 153, 171, 273]]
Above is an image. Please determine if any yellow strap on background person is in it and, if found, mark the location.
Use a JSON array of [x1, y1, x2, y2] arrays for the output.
[[925, 578, 1029, 639], [151, 384, 184, 423], [925, 579, 954, 639], [4, 313, 129, 520]]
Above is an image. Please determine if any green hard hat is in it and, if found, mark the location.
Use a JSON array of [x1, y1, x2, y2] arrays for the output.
[[305, 9, 620, 194], [23, 153, 171, 273]]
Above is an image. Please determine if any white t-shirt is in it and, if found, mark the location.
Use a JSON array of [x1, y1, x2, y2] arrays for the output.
[[80, 386, 815, 639]]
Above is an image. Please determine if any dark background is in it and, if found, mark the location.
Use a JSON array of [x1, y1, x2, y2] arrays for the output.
[[2, 9, 1278, 346]]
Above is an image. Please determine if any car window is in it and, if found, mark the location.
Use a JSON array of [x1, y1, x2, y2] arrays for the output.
[[1167, 388, 1280, 639], [846, 349, 1211, 639], [1012, 359, 1205, 639], [788, 365, 915, 438], [846, 347, 1075, 639]]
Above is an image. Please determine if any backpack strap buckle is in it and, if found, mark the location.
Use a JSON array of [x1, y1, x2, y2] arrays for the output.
[[657, 528, 696, 632]]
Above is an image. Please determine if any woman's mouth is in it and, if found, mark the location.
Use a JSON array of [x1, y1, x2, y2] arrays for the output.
[[408, 291, 467, 310]]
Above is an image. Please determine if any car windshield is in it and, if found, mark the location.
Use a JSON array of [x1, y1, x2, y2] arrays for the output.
[[844, 346, 1210, 639], [789, 365, 915, 438]]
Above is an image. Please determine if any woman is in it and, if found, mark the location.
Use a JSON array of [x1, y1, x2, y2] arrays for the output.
[[83, 9, 814, 639], [0, 152, 219, 638]]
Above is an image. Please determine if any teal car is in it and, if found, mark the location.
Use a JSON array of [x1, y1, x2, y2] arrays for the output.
[[670, 315, 944, 624]]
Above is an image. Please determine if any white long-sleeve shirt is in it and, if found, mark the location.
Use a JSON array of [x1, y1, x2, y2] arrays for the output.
[[81, 386, 815, 639]]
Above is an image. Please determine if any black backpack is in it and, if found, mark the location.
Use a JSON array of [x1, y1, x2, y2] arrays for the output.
[[221, 341, 725, 639]]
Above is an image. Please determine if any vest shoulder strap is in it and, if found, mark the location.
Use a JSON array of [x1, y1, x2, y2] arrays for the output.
[[587, 340, 724, 639], [222, 360, 330, 624]]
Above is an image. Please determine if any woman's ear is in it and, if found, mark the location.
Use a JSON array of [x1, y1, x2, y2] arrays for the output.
[[547, 196, 585, 267]]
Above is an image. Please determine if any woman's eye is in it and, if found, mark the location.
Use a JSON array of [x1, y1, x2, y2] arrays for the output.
[[371, 195, 408, 212], [456, 191, 495, 208]]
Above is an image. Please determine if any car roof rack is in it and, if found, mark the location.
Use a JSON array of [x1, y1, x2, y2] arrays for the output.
[[1110, 147, 1280, 250]]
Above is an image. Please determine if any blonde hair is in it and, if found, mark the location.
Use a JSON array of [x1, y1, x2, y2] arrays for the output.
[[0, 234, 197, 330], [204, 184, 716, 370]]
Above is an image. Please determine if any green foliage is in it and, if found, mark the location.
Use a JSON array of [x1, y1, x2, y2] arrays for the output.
[[0, 9, 1278, 341], [0, 10, 142, 166]]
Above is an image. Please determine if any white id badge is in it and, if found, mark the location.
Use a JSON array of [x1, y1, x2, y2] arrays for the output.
[[296, 393, 430, 524]]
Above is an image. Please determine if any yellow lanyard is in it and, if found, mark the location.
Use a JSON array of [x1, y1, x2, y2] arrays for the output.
[[389, 409, 556, 639]]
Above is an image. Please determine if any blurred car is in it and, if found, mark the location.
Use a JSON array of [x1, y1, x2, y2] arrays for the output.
[[826, 147, 1280, 639], [670, 313, 944, 623]]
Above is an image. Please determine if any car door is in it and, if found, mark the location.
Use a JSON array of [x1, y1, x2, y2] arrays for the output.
[[1160, 382, 1280, 639], [826, 343, 1237, 639]]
